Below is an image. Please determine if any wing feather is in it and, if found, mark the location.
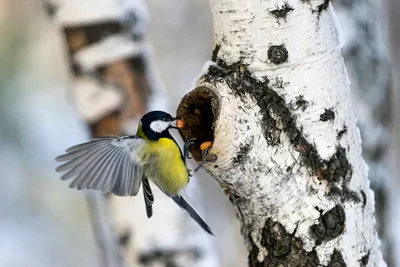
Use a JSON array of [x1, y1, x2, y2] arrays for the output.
[[93, 146, 121, 190], [65, 138, 113, 153], [131, 165, 142, 196], [86, 145, 120, 189], [120, 155, 131, 195], [125, 157, 135, 195], [70, 144, 116, 190], [59, 143, 109, 180], [55, 136, 147, 196], [56, 142, 107, 172], [103, 148, 125, 192], [112, 153, 135, 196], [88, 147, 120, 185]]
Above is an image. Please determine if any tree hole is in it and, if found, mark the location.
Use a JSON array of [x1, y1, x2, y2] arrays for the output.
[[176, 87, 219, 162]]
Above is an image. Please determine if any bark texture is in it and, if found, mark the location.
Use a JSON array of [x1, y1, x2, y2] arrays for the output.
[[45, 0, 216, 266], [177, 0, 385, 266]]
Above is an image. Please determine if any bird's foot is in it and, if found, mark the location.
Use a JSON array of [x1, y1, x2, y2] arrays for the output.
[[188, 146, 215, 177], [183, 138, 196, 164]]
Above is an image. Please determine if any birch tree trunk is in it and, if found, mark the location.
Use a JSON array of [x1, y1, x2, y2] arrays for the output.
[[44, 0, 217, 266], [177, 0, 385, 266], [332, 0, 392, 264]]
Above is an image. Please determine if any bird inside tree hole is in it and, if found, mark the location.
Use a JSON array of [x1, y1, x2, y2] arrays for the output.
[[177, 87, 219, 162]]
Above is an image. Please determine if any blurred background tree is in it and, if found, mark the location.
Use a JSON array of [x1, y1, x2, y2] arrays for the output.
[[0, 0, 398, 266]]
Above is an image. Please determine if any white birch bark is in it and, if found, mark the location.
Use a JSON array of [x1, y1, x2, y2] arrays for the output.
[[177, 0, 385, 266], [45, 0, 217, 266], [332, 0, 393, 264]]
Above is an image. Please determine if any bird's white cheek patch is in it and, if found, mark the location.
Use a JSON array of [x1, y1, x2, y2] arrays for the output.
[[150, 120, 170, 133]]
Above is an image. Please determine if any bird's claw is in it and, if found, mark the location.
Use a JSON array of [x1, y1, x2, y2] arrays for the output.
[[185, 138, 197, 148], [184, 138, 197, 163], [201, 147, 209, 159], [188, 146, 212, 177]]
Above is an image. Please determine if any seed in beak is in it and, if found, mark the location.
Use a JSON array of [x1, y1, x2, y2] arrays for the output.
[[176, 119, 185, 129]]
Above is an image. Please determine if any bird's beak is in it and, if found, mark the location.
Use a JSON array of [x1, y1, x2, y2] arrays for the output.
[[169, 117, 184, 129], [169, 118, 179, 129]]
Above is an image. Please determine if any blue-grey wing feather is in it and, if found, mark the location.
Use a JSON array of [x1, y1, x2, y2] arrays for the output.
[[91, 146, 121, 190], [73, 144, 117, 190], [64, 138, 114, 153], [58, 143, 110, 181], [86, 145, 121, 189], [55, 136, 147, 196]]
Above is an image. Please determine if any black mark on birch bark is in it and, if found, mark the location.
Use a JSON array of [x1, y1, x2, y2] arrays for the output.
[[248, 219, 320, 267], [272, 77, 286, 89], [337, 126, 347, 140], [328, 249, 346, 267], [268, 45, 288, 64], [323, 147, 349, 182], [270, 3, 294, 19], [294, 95, 309, 111], [233, 141, 253, 165], [359, 251, 370, 266], [329, 185, 361, 203], [320, 109, 335, 122], [203, 61, 353, 200], [310, 205, 345, 245], [212, 44, 221, 62], [328, 167, 360, 204], [361, 190, 367, 208], [313, 0, 330, 15]]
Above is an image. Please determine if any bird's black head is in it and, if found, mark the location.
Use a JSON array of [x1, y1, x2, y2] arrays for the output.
[[139, 111, 178, 141]]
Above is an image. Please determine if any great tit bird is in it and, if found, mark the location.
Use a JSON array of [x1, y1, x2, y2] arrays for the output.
[[55, 110, 213, 235]]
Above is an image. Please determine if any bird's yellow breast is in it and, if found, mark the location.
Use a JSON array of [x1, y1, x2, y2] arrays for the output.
[[143, 138, 188, 196]]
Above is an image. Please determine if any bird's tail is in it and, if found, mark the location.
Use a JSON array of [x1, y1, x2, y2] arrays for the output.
[[142, 178, 154, 218], [172, 195, 214, 236]]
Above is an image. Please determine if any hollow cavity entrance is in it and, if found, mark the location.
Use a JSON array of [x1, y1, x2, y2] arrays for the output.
[[176, 87, 218, 162]]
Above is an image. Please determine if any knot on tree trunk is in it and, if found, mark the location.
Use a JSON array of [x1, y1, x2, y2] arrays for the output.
[[176, 81, 239, 170]]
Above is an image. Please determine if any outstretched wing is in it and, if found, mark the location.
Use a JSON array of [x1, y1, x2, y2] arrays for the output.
[[55, 136, 147, 196]]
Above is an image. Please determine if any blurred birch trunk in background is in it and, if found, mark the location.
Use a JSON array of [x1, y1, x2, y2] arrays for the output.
[[387, 0, 400, 266], [43, 0, 217, 266]]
